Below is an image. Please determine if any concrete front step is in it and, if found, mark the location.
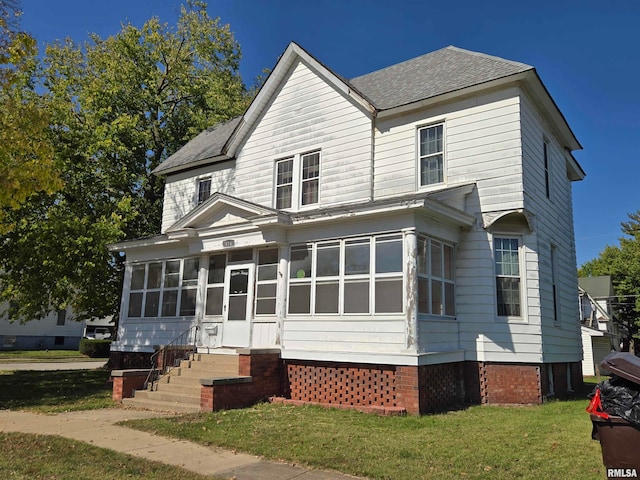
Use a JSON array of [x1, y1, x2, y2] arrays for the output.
[[133, 389, 200, 406], [126, 352, 242, 413], [169, 366, 238, 379], [181, 355, 239, 369], [151, 380, 202, 397], [122, 397, 201, 414]]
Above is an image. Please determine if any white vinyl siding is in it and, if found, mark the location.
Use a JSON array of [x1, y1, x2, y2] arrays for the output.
[[234, 60, 373, 209], [161, 163, 235, 232], [520, 92, 581, 362], [375, 88, 524, 213]]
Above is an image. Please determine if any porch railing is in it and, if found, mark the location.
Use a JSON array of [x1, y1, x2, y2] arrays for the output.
[[144, 325, 199, 390]]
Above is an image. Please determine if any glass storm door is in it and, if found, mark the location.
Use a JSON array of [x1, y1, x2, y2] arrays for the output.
[[222, 264, 254, 347]]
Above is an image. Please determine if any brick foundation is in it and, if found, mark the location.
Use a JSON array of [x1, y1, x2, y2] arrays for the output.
[[283, 360, 464, 415], [464, 361, 584, 405]]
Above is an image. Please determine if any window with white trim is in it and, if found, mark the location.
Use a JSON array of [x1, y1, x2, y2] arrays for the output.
[[275, 150, 320, 209], [197, 177, 212, 205], [128, 257, 200, 318], [419, 123, 444, 186], [494, 237, 521, 317], [417, 236, 455, 317], [205, 254, 225, 316], [288, 234, 403, 315], [256, 248, 278, 315]]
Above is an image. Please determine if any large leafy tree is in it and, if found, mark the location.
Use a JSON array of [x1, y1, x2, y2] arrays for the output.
[[0, 1, 251, 322], [0, 0, 60, 223], [579, 211, 640, 353]]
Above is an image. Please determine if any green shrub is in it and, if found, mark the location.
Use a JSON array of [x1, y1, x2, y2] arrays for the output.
[[79, 339, 111, 358]]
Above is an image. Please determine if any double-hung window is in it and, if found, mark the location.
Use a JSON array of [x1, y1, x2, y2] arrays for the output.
[[419, 123, 444, 186], [197, 177, 212, 205], [494, 237, 521, 317], [417, 236, 455, 316], [275, 150, 320, 210]]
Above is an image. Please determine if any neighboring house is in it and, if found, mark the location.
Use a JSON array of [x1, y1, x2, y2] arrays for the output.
[[579, 276, 620, 376], [0, 306, 83, 350], [109, 42, 585, 413]]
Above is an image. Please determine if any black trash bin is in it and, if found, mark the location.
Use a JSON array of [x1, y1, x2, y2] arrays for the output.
[[588, 352, 640, 479]]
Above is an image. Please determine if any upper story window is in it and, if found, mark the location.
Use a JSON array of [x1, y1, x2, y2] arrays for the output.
[[494, 236, 521, 317], [275, 150, 321, 210], [197, 177, 212, 205], [419, 123, 444, 186]]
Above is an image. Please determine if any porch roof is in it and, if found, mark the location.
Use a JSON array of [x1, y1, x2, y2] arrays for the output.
[[108, 185, 475, 252]]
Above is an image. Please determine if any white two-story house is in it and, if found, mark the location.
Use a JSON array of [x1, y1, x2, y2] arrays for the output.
[[109, 42, 585, 413]]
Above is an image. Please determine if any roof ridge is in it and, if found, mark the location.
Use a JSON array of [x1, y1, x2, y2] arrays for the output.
[[350, 45, 532, 83], [443, 45, 533, 70]]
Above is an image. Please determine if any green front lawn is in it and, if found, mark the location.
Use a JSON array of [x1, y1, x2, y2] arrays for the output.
[[0, 349, 102, 362], [123, 396, 606, 480], [0, 369, 115, 412], [0, 432, 214, 480]]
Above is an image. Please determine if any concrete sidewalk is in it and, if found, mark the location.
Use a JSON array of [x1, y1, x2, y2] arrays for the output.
[[0, 408, 358, 479], [0, 360, 108, 371]]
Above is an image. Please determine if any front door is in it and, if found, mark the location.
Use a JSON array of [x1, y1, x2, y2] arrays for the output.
[[221, 264, 254, 347]]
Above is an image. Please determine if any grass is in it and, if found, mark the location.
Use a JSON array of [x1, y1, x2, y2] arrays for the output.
[[123, 393, 606, 480], [0, 349, 105, 362], [0, 368, 115, 412], [0, 432, 213, 480], [0, 366, 608, 479]]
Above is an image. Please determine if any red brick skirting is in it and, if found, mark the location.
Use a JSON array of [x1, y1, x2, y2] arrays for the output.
[[283, 360, 464, 415], [464, 361, 583, 405]]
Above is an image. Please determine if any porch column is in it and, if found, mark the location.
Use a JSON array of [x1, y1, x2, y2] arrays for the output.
[[404, 230, 418, 351], [275, 247, 289, 346]]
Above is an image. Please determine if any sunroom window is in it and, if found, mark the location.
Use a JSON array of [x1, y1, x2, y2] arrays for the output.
[[256, 248, 279, 315], [127, 257, 200, 318], [288, 234, 404, 316], [417, 236, 455, 317]]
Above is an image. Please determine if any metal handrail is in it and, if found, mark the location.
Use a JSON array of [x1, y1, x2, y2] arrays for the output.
[[144, 325, 199, 390]]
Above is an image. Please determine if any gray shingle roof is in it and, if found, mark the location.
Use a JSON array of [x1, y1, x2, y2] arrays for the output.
[[154, 45, 534, 174], [153, 116, 242, 174], [579, 276, 614, 299], [349, 46, 533, 110]]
